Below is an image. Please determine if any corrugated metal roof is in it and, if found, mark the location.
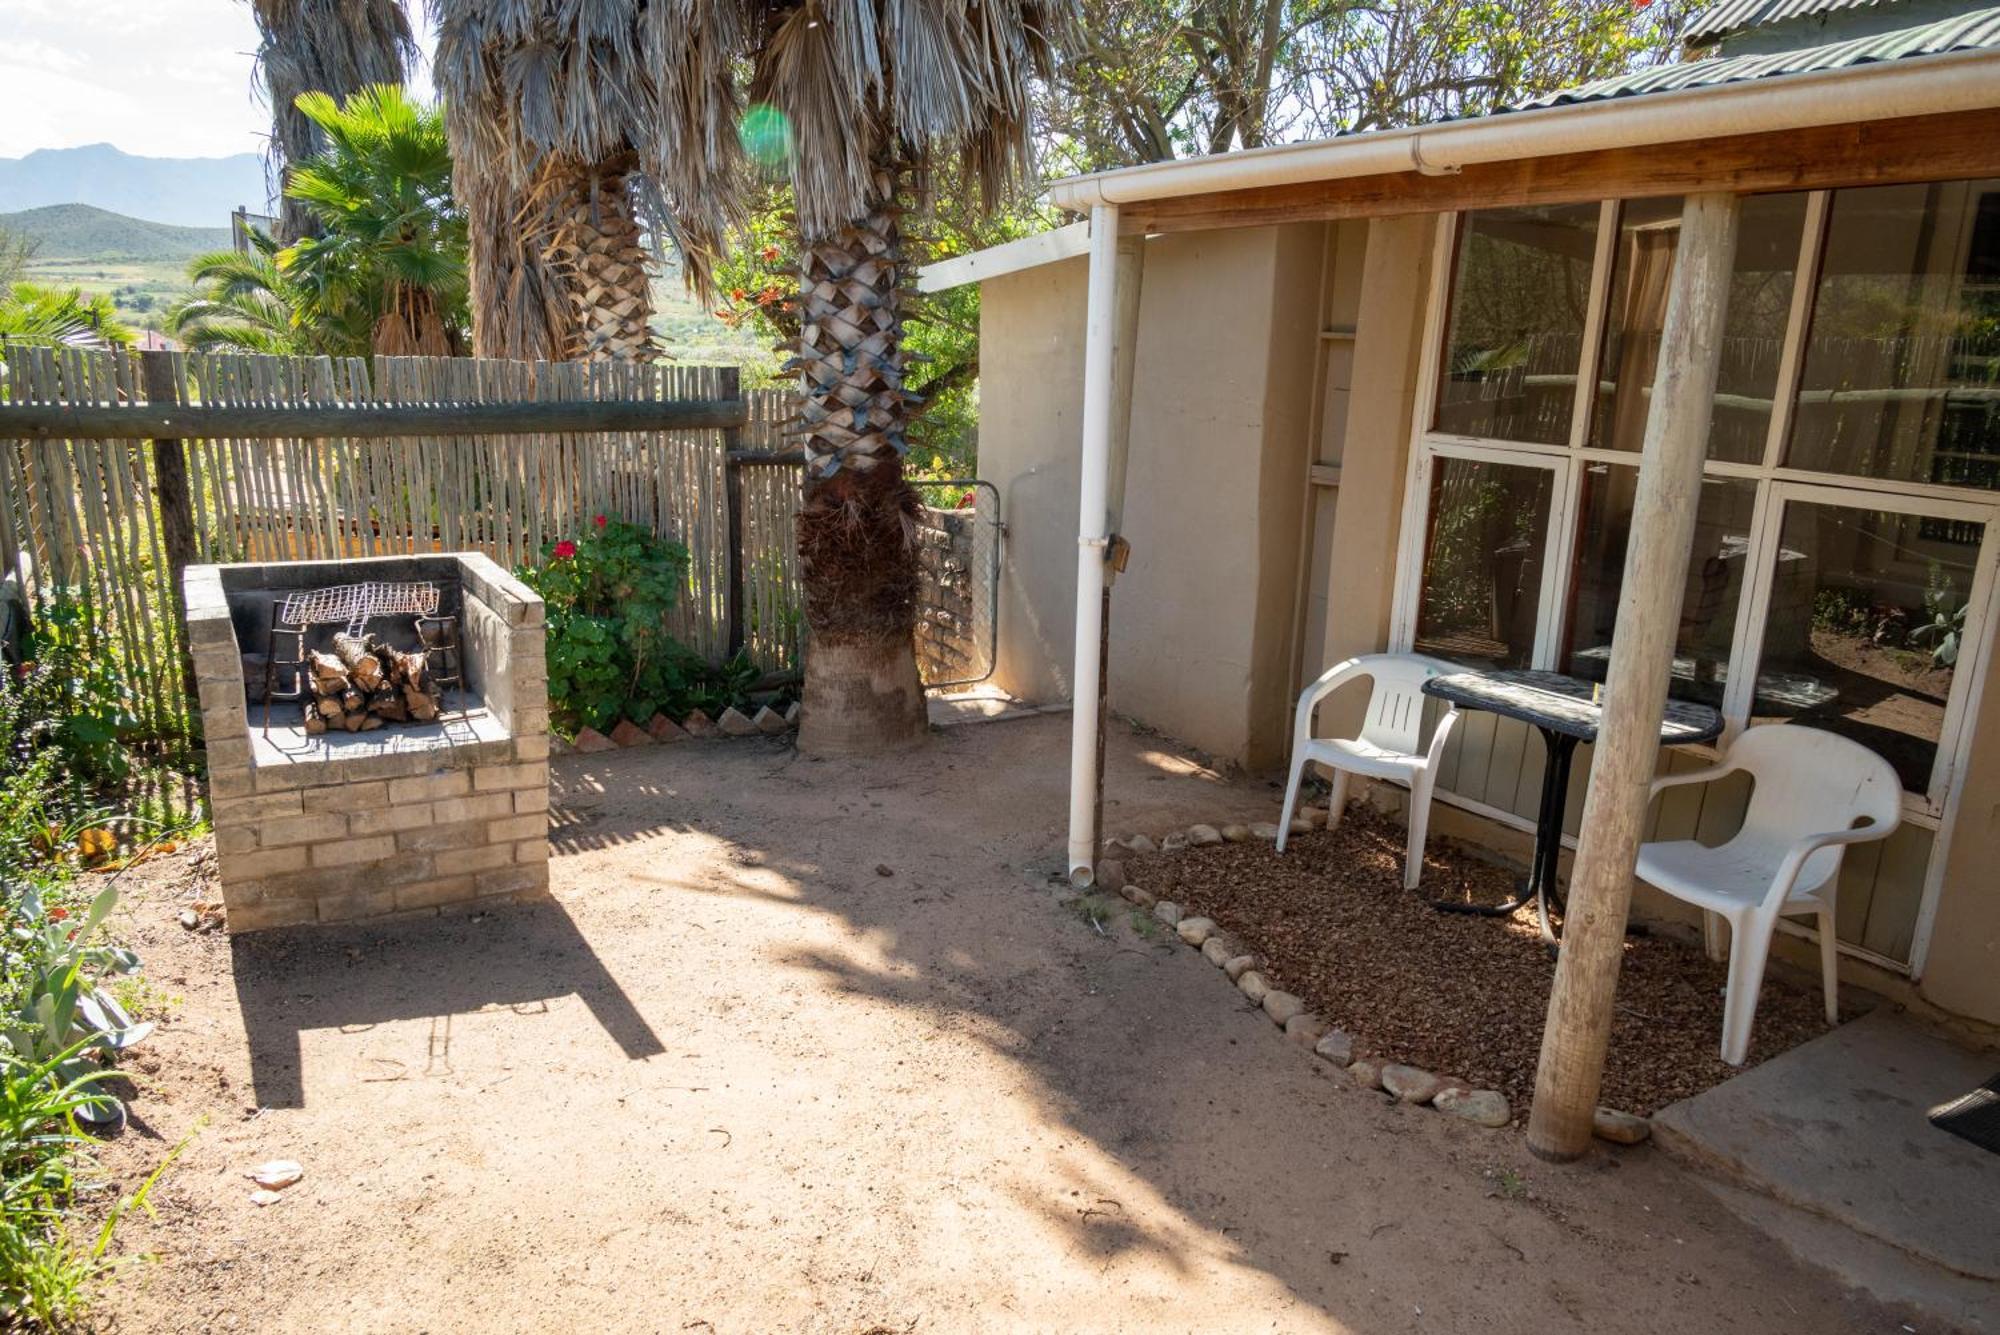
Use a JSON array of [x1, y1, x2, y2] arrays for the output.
[[1500, 6, 2000, 113], [1686, 0, 1895, 42]]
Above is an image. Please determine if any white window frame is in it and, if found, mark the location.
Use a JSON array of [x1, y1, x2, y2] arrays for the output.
[[1386, 186, 2000, 979]]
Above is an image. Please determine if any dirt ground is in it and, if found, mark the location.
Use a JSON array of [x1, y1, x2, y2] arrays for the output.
[[86, 714, 1914, 1333]]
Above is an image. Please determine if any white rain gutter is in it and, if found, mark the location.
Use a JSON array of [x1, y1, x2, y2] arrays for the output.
[[1045, 48, 2000, 211], [1066, 205, 1120, 884]]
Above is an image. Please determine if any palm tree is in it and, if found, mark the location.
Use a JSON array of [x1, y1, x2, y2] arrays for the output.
[[248, 0, 417, 242], [166, 240, 306, 354], [431, 0, 739, 362], [738, 0, 1066, 754], [0, 284, 134, 349]]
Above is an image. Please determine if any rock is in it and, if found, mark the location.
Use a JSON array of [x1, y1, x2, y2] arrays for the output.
[[1302, 807, 1329, 829], [753, 706, 790, 736], [1160, 831, 1189, 853], [1436, 1088, 1512, 1129], [1176, 916, 1214, 946], [647, 713, 690, 743], [875, 864, 894, 877], [784, 702, 801, 727], [1220, 823, 1250, 843], [717, 706, 758, 737], [1288, 818, 1313, 836], [1223, 954, 1257, 981], [1200, 937, 1234, 968], [1249, 822, 1281, 842], [1313, 1030, 1355, 1067], [1187, 824, 1223, 846], [1285, 1013, 1328, 1047], [1127, 835, 1158, 855], [1123, 885, 1156, 909], [1348, 1059, 1383, 1090], [1381, 1064, 1443, 1105], [1096, 860, 1127, 893], [1592, 1107, 1652, 1146], [249, 1189, 284, 1207], [609, 719, 653, 748], [548, 732, 575, 755], [178, 908, 200, 931], [1236, 970, 1270, 1003], [1262, 991, 1306, 1026], [1152, 900, 1184, 926], [250, 1160, 303, 1190], [572, 727, 617, 753], [681, 710, 717, 738]]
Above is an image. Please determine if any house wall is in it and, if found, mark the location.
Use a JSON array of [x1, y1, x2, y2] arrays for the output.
[[978, 224, 1321, 767]]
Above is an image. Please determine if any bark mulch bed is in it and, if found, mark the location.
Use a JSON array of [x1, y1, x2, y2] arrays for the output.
[[1123, 805, 1842, 1117]]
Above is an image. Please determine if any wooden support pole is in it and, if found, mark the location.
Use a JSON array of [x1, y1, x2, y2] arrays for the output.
[[719, 366, 747, 660], [1527, 192, 1741, 1162], [140, 350, 199, 700]]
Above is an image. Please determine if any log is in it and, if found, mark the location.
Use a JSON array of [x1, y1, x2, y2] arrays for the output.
[[341, 710, 366, 733], [303, 704, 327, 736], [341, 688, 365, 715], [315, 695, 345, 720], [357, 714, 383, 732], [407, 690, 439, 723], [332, 633, 385, 691], [308, 651, 349, 691]]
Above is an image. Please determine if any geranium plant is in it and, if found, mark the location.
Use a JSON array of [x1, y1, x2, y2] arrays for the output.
[[517, 516, 697, 733]]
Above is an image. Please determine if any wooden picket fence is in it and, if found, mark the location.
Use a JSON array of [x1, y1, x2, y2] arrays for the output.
[[0, 346, 805, 755]]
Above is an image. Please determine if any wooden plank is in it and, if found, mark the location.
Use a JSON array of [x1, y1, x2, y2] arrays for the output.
[[1124, 109, 2000, 235], [1859, 823, 1932, 965], [0, 396, 750, 443]]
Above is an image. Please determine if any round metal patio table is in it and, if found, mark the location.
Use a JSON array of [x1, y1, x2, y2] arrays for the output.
[[1419, 669, 1722, 945]]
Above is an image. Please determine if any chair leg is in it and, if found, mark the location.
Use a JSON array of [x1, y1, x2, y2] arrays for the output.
[[1277, 756, 1308, 854], [1702, 910, 1725, 963], [1815, 903, 1841, 1026], [1720, 912, 1773, 1066], [1325, 770, 1350, 831], [1403, 777, 1432, 892]]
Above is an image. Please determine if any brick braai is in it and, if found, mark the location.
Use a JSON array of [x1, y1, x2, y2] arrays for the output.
[[185, 554, 550, 931]]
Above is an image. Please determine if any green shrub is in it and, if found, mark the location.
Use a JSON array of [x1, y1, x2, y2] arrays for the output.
[[516, 515, 699, 732]]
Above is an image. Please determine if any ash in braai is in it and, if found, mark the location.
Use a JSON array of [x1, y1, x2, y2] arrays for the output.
[[259, 580, 462, 737]]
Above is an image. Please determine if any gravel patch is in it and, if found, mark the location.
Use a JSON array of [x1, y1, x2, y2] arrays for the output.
[[1126, 805, 1837, 1115]]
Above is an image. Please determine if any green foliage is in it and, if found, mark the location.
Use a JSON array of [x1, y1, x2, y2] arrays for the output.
[[9, 593, 143, 788], [1911, 572, 1967, 668], [0, 283, 135, 349], [0, 1043, 117, 1324], [1, 883, 150, 1124], [167, 236, 305, 355], [517, 516, 696, 732]]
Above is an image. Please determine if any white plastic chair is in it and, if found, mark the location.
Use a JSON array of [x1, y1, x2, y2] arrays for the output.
[[1639, 726, 1901, 1066], [1277, 654, 1461, 890]]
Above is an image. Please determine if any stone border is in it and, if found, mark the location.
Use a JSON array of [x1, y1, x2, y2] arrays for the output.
[[557, 703, 798, 753], [1100, 807, 1652, 1147]]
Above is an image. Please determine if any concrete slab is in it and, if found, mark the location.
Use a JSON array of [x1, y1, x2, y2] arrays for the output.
[[925, 683, 1044, 727], [1654, 1009, 2000, 1284]]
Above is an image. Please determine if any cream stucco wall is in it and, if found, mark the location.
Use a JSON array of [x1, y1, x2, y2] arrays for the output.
[[978, 224, 1321, 767]]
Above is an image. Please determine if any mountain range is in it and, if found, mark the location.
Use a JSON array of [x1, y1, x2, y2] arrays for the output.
[[0, 144, 266, 230], [1, 205, 230, 262]]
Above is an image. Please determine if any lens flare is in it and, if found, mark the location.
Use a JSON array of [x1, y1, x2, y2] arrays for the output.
[[740, 104, 792, 169]]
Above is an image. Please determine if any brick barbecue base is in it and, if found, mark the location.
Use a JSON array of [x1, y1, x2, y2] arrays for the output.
[[185, 554, 550, 931]]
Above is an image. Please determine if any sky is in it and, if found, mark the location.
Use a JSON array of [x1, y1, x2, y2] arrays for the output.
[[0, 0, 432, 161]]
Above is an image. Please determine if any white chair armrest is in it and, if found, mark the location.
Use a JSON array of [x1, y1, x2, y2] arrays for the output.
[[1296, 655, 1371, 712], [1763, 816, 1900, 911], [1422, 704, 1461, 769], [1648, 760, 1740, 802]]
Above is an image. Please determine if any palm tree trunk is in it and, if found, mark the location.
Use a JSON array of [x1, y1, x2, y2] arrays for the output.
[[794, 165, 928, 755], [465, 172, 570, 362], [544, 153, 656, 361]]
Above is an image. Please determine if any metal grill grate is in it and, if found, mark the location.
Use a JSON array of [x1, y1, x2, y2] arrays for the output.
[[276, 581, 441, 638]]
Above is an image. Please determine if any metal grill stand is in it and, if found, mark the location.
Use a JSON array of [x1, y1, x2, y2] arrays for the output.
[[261, 581, 464, 734]]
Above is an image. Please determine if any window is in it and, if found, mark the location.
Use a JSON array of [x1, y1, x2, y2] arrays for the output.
[[1413, 455, 1555, 668], [1400, 182, 2000, 808], [1433, 203, 1599, 445], [1748, 499, 1982, 794], [1589, 192, 1809, 462], [1786, 179, 2000, 488], [1563, 468, 1758, 705]]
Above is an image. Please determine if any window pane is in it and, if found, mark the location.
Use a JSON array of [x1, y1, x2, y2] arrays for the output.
[[1563, 466, 1758, 706], [1753, 501, 1982, 793], [1786, 179, 2000, 488], [1434, 204, 1599, 446], [1590, 193, 1808, 462], [1414, 457, 1555, 668]]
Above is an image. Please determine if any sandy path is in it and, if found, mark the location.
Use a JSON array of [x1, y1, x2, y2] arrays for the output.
[[95, 715, 1900, 1333]]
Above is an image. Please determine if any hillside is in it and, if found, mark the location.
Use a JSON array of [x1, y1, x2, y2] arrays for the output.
[[0, 144, 265, 229], [1, 204, 230, 262]]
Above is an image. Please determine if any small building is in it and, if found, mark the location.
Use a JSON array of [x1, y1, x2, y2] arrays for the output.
[[926, 0, 2000, 1033]]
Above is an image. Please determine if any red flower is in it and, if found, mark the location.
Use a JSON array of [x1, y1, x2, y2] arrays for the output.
[[553, 540, 578, 560], [958, 491, 976, 509], [48, 907, 67, 921], [593, 514, 608, 529], [760, 244, 781, 262]]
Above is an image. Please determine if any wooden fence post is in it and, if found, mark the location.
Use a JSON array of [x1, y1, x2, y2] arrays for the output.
[[720, 366, 746, 661], [141, 350, 199, 699], [1526, 192, 1741, 1161]]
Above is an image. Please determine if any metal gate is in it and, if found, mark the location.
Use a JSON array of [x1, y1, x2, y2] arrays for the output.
[[909, 479, 1001, 689]]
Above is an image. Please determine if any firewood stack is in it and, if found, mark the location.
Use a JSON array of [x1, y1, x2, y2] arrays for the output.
[[300, 632, 442, 735]]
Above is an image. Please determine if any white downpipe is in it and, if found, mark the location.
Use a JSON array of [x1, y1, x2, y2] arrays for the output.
[[1067, 204, 1120, 885], [1046, 49, 2000, 210]]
